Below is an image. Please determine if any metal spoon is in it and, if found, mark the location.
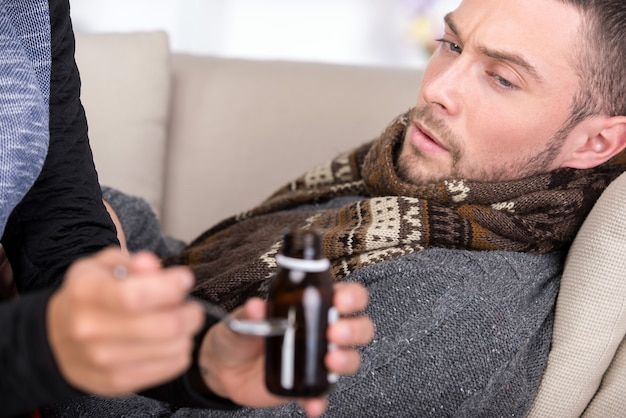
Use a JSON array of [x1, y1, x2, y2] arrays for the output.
[[191, 297, 289, 337]]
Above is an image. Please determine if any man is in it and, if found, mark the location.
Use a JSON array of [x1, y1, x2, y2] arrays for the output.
[[47, 0, 626, 416], [0, 1, 373, 417]]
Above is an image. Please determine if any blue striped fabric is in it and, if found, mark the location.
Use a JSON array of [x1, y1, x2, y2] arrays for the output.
[[0, 0, 51, 236]]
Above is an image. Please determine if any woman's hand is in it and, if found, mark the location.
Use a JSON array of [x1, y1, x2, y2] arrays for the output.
[[47, 248, 204, 395]]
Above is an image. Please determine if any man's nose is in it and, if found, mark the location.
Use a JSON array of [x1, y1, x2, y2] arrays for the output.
[[420, 60, 467, 116]]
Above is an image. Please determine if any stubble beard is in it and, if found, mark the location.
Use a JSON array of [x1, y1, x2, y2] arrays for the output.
[[396, 106, 570, 185], [396, 106, 462, 185]]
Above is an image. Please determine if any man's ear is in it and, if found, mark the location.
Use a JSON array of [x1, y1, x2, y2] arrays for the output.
[[562, 115, 626, 169]]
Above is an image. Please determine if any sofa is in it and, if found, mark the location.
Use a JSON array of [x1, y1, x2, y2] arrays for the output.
[[75, 31, 626, 417]]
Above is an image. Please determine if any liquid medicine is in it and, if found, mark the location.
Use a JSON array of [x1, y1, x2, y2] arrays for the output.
[[265, 229, 336, 397]]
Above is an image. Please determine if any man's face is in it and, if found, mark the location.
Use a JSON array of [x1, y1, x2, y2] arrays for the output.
[[398, 0, 585, 184]]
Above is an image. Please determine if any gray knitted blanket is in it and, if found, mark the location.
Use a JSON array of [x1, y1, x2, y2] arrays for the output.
[[46, 246, 561, 417]]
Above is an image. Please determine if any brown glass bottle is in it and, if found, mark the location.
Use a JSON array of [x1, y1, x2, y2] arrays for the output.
[[265, 229, 336, 397]]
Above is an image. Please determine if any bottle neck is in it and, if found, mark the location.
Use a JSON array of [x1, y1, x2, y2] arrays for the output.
[[275, 254, 330, 273]]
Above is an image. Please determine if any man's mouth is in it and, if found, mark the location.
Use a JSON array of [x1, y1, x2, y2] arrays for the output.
[[409, 121, 448, 154]]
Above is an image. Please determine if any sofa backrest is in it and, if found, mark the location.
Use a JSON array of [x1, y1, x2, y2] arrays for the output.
[[75, 31, 420, 242], [74, 32, 171, 223]]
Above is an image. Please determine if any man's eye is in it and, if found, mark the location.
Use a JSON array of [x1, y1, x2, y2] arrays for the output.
[[488, 72, 517, 90], [496, 76, 514, 88], [435, 39, 462, 54]]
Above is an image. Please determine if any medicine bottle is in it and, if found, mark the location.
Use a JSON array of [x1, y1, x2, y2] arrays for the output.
[[265, 229, 336, 397]]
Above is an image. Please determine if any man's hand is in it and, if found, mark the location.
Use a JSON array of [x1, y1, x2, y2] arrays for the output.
[[197, 281, 374, 417], [47, 247, 204, 395]]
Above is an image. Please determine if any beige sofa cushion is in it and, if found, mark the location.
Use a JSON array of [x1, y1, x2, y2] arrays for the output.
[[163, 54, 420, 241], [528, 171, 626, 417], [583, 337, 626, 417], [74, 31, 170, 216]]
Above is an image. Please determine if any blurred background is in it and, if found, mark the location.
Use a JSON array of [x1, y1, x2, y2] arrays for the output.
[[70, 0, 461, 68]]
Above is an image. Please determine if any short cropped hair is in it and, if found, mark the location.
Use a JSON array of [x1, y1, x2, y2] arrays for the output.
[[560, 0, 626, 125]]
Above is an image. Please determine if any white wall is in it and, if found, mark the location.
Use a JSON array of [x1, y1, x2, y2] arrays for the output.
[[70, 0, 461, 68]]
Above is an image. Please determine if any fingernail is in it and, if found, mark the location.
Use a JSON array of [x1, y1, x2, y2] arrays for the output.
[[328, 307, 339, 324]]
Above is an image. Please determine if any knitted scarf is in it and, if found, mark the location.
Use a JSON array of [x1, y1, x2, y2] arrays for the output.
[[167, 110, 626, 311]]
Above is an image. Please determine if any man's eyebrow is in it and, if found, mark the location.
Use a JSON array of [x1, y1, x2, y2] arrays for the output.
[[443, 12, 543, 84], [477, 46, 543, 83], [443, 13, 459, 38]]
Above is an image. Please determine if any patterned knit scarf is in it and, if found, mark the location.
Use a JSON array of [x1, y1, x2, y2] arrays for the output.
[[167, 110, 626, 310]]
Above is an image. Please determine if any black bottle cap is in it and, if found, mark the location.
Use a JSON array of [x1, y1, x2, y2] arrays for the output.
[[281, 229, 324, 260]]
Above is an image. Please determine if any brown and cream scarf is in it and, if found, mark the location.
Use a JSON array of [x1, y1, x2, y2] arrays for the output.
[[166, 110, 626, 310]]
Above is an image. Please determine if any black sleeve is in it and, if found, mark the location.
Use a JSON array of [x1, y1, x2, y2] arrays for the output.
[[0, 289, 81, 417], [0, 0, 119, 292]]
